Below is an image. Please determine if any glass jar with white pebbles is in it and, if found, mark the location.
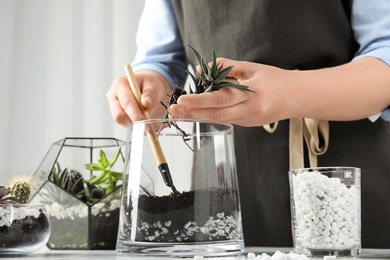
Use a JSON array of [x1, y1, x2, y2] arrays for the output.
[[289, 167, 361, 257]]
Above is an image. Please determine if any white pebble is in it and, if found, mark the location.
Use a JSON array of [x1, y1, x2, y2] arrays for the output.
[[312, 196, 322, 206], [257, 253, 272, 260], [271, 251, 288, 260], [2, 216, 10, 227], [317, 209, 326, 218], [323, 256, 336, 260], [247, 252, 256, 258]]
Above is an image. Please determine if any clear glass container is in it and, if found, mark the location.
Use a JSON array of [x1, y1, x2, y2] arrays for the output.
[[289, 167, 361, 257], [116, 119, 244, 257], [29, 137, 125, 249], [0, 204, 50, 255]]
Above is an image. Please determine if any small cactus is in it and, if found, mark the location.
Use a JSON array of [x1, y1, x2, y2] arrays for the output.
[[7, 174, 34, 204], [0, 186, 22, 204], [11, 181, 31, 204]]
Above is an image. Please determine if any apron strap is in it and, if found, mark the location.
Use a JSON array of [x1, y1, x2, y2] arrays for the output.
[[263, 122, 279, 133], [265, 118, 329, 247], [263, 119, 329, 170], [302, 118, 329, 168]]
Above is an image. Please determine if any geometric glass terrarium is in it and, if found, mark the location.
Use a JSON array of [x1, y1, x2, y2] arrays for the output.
[[29, 137, 125, 250]]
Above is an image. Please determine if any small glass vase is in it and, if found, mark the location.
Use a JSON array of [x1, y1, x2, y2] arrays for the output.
[[0, 204, 50, 255], [116, 119, 244, 257], [289, 167, 361, 257]]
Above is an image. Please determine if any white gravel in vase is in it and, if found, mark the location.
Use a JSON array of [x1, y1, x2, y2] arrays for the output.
[[0, 205, 41, 227]]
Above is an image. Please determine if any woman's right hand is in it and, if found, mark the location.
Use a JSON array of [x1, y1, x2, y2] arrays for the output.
[[106, 70, 172, 127]]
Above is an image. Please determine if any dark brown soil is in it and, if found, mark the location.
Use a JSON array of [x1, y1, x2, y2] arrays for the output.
[[0, 211, 50, 249], [123, 187, 241, 242]]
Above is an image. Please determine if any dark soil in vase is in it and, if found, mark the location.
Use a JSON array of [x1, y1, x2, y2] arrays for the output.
[[0, 211, 50, 250], [123, 187, 241, 242], [47, 207, 120, 249]]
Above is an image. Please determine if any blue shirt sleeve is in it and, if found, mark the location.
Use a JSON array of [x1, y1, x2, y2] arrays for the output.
[[352, 0, 390, 66], [131, 0, 187, 88], [351, 0, 390, 121]]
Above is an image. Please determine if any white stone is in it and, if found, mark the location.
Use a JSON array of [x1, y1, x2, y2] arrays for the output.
[[2, 216, 10, 227], [271, 251, 288, 260], [257, 253, 272, 260], [317, 209, 326, 218]]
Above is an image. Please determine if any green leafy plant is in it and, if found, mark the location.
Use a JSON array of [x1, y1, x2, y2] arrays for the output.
[[84, 147, 123, 203]]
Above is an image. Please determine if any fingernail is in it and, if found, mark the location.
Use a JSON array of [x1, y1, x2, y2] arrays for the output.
[[144, 96, 153, 106], [170, 106, 180, 117], [176, 96, 188, 106]]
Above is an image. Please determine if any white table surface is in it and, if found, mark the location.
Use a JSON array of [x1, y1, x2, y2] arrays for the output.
[[4, 247, 390, 259]]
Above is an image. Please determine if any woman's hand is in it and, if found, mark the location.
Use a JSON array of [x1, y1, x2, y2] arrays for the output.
[[169, 58, 296, 126], [106, 70, 172, 127]]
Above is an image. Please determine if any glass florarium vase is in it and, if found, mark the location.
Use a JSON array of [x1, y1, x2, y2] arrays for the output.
[[116, 119, 244, 257], [289, 167, 361, 257], [0, 204, 50, 255], [29, 137, 125, 250]]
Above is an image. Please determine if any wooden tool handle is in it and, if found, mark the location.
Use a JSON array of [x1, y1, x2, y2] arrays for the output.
[[124, 64, 167, 165], [124, 64, 178, 193], [124, 64, 150, 118]]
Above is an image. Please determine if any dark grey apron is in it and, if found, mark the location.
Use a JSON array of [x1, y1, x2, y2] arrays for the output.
[[172, 0, 390, 248]]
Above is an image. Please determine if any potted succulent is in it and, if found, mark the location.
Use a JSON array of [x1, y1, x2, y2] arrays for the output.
[[0, 176, 50, 255], [29, 137, 125, 250]]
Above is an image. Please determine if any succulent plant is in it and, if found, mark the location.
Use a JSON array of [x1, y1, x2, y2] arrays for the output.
[[39, 163, 86, 205], [39, 147, 123, 205], [50, 162, 85, 200], [161, 45, 255, 147], [0, 186, 22, 204], [84, 147, 123, 203], [11, 181, 31, 204], [184, 44, 254, 94]]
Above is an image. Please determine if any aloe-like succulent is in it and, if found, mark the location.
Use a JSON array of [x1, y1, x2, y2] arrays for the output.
[[38, 163, 85, 206], [84, 147, 123, 203], [160, 45, 255, 148], [50, 162, 85, 200], [184, 44, 254, 94]]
